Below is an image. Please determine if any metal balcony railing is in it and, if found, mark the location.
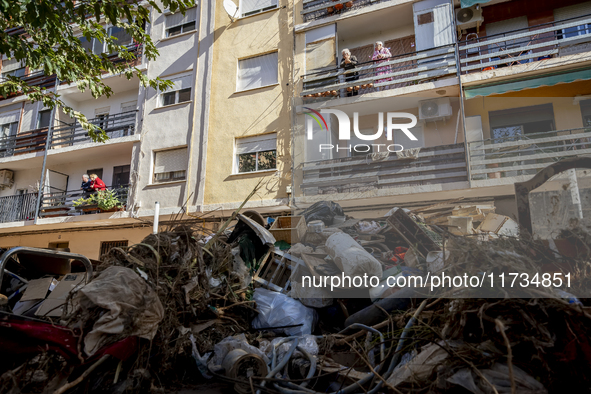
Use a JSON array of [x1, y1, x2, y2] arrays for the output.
[[50, 110, 138, 149], [468, 127, 591, 180], [39, 185, 129, 218], [301, 0, 395, 23], [0, 69, 57, 90], [0, 193, 38, 223], [0, 111, 137, 159], [301, 143, 467, 196], [301, 44, 457, 100], [458, 14, 591, 73]]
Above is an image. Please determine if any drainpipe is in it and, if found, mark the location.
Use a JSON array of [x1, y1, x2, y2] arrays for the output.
[[450, 0, 473, 188], [566, 168, 583, 220], [34, 77, 59, 225]]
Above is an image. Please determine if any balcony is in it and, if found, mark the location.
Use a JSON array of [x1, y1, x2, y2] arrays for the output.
[[300, 142, 467, 197], [0, 193, 38, 224], [39, 185, 129, 218], [0, 110, 138, 160], [301, 0, 397, 23], [0, 70, 57, 100], [468, 127, 591, 184], [301, 44, 457, 102], [458, 15, 591, 77], [50, 110, 138, 150]]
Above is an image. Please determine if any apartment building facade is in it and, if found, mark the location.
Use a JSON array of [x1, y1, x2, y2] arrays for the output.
[[0, 1, 216, 258], [292, 0, 591, 234]]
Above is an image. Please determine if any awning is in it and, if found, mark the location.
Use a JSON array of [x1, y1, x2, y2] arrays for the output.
[[460, 0, 492, 8], [464, 69, 591, 98]]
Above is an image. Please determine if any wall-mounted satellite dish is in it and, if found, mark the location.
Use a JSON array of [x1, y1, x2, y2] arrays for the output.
[[223, 0, 239, 22]]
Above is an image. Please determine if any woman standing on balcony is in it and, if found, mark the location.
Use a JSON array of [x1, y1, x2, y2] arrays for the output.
[[372, 41, 392, 89], [340, 49, 359, 96], [89, 174, 106, 191]]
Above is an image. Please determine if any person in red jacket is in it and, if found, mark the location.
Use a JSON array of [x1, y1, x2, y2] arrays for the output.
[[89, 174, 106, 191]]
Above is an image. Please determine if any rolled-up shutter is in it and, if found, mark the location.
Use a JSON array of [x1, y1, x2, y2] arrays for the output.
[[0, 110, 20, 125], [154, 148, 188, 173], [241, 0, 278, 16], [169, 73, 193, 91], [236, 133, 276, 154], [237, 52, 278, 91], [165, 7, 197, 29], [554, 2, 591, 22]]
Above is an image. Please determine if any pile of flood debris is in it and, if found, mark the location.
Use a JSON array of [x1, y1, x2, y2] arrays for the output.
[[1, 200, 591, 393]]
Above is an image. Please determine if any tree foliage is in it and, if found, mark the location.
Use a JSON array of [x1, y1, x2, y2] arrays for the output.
[[0, 0, 193, 141]]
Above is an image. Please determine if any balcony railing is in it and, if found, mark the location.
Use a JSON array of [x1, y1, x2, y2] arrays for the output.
[[468, 127, 591, 181], [39, 185, 129, 218], [50, 110, 138, 149], [301, 143, 467, 196], [0, 70, 58, 100], [0, 128, 48, 158], [0, 193, 38, 223], [0, 111, 137, 159], [458, 15, 591, 74], [301, 44, 457, 101], [301, 0, 394, 23]]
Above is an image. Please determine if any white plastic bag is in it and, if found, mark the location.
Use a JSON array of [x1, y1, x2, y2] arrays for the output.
[[252, 288, 317, 336]]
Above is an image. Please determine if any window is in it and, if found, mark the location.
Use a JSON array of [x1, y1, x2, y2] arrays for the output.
[[241, 0, 278, 17], [37, 109, 52, 129], [581, 99, 591, 127], [78, 26, 133, 55], [165, 7, 197, 37], [489, 104, 555, 142], [100, 240, 128, 257], [485, 17, 529, 54], [237, 52, 278, 91], [1, 58, 26, 79], [555, 3, 591, 39], [113, 165, 130, 187], [235, 133, 277, 173], [153, 148, 188, 183], [160, 73, 192, 106], [48, 242, 69, 250]]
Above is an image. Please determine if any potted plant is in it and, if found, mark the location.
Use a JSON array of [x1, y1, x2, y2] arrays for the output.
[[73, 189, 124, 213]]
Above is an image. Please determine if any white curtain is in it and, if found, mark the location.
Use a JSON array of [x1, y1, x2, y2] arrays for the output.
[[165, 7, 197, 28], [237, 52, 278, 91], [235, 133, 276, 154], [155, 148, 188, 173]]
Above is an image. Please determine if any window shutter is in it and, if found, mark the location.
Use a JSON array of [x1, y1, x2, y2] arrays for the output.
[[241, 0, 277, 15], [554, 2, 591, 21], [170, 74, 193, 91], [166, 7, 197, 28], [155, 148, 188, 173], [237, 52, 278, 91], [485, 16, 528, 48], [121, 101, 137, 113], [2, 58, 23, 73], [236, 134, 276, 154], [0, 110, 20, 125]]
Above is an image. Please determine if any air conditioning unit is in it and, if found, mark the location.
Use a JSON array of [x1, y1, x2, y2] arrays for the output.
[[0, 169, 14, 189], [419, 98, 452, 122], [455, 6, 483, 31]]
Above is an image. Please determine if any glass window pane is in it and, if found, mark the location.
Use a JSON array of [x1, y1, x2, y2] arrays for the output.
[[182, 21, 196, 33], [38, 110, 52, 128], [257, 150, 276, 170], [79, 36, 93, 53], [178, 88, 191, 103], [167, 25, 182, 37], [92, 38, 104, 55], [109, 26, 133, 46], [161, 92, 176, 106], [238, 153, 257, 173]]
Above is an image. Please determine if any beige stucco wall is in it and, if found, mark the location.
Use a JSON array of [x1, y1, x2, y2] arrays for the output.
[[0, 226, 151, 260], [203, 1, 293, 209]]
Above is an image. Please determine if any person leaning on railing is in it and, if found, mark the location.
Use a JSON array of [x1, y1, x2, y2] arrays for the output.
[[340, 48, 359, 96], [89, 174, 106, 192]]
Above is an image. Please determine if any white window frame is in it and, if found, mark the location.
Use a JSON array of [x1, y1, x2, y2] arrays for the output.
[[164, 6, 198, 38], [240, 0, 278, 18], [159, 72, 193, 107], [152, 147, 188, 184], [234, 133, 277, 174], [236, 51, 279, 92]]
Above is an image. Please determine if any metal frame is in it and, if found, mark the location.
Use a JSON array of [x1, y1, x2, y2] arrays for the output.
[[0, 246, 93, 288]]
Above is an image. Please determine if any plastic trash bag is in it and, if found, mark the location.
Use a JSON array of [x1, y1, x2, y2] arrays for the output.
[[252, 288, 317, 336], [210, 333, 269, 367], [300, 201, 345, 226]]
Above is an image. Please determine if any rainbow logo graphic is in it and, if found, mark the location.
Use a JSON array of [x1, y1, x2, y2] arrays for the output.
[[304, 107, 328, 131]]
